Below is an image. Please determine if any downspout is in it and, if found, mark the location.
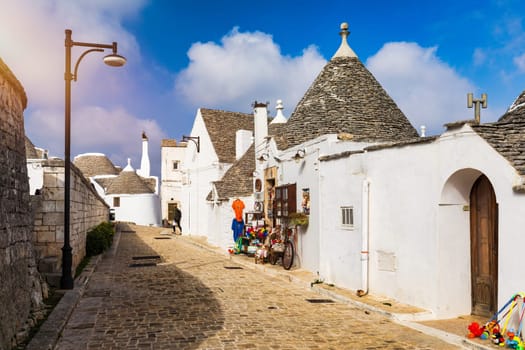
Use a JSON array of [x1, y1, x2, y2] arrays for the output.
[[358, 178, 370, 297]]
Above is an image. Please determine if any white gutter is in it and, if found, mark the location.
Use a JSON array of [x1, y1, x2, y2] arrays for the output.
[[359, 178, 370, 297]]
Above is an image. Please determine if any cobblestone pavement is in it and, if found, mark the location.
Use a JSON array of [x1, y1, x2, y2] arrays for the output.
[[54, 224, 464, 350]]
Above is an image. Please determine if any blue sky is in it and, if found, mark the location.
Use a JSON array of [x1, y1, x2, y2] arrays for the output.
[[1, 0, 524, 177]]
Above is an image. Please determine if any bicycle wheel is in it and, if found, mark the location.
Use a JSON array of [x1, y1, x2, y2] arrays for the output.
[[269, 251, 279, 265], [282, 240, 294, 270]]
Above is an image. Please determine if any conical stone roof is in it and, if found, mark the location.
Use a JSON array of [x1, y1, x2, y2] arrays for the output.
[[105, 170, 154, 195], [276, 23, 418, 149], [472, 89, 525, 179], [498, 90, 525, 123], [74, 153, 119, 178]]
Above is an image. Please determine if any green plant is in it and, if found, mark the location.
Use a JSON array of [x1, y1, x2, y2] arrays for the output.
[[75, 255, 91, 277], [289, 212, 309, 226], [86, 222, 115, 257]]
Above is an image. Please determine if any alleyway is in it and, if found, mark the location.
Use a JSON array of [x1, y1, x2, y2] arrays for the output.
[[32, 224, 483, 349]]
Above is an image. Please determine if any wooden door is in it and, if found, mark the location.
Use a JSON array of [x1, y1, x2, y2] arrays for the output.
[[470, 175, 498, 317], [168, 203, 177, 222]]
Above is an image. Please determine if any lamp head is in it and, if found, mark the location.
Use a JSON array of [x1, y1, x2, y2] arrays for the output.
[[103, 53, 126, 67]]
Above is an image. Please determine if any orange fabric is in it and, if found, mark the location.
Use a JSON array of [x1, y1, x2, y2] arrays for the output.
[[232, 199, 245, 222]]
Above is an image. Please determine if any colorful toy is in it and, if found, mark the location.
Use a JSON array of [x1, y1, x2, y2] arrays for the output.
[[467, 322, 484, 338], [468, 293, 525, 345], [506, 329, 522, 349], [491, 330, 505, 346]]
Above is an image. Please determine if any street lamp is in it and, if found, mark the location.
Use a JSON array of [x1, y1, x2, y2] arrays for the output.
[[61, 29, 126, 289]]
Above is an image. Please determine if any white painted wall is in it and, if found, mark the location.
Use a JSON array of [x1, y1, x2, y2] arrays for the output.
[[181, 109, 230, 236], [207, 196, 254, 249], [27, 160, 44, 195], [316, 124, 524, 318], [107, 193, 161, 226], [160, 142, 186, 224]]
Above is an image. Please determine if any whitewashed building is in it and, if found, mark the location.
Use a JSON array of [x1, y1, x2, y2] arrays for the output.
[[160, 139, 187, 226], [74, 133, 161, 226], [180, 22, 525, 320], [178, 108, 255, 248]]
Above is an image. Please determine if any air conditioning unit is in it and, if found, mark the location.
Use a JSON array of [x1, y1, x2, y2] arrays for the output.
[[254, 192, 263, 201]]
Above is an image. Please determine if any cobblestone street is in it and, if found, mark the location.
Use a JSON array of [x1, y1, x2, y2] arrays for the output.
[[50, 224, 467, 349]]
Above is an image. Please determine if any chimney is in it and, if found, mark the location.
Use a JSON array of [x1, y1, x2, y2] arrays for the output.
[[235, 129, 253, 160], [253, 101, 269, 156], [138, 131, 150, 177]]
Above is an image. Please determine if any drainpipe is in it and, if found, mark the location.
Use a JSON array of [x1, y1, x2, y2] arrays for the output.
[[358, 178, 370, 297]]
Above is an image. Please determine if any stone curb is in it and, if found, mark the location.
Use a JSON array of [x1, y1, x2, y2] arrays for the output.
[[25, 228, 121, 350]]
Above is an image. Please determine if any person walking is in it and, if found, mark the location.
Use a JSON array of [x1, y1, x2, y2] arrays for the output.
[[172, 203, 182, 234]]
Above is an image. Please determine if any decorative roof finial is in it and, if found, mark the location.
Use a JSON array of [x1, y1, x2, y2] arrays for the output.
[[467, 93, 487, 124], [123, 157, 134, 172], [271, 99, 287, 124], [332, 22, 358, 59]]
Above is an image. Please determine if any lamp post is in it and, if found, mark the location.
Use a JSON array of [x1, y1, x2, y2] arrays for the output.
[[61, 29, 126, 289]]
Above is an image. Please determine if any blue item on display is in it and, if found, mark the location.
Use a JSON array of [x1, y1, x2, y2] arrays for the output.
[[231, 218, 244, 242]]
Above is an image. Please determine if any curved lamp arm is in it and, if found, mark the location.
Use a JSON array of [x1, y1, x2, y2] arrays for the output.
[[72, 48, 104, 81]]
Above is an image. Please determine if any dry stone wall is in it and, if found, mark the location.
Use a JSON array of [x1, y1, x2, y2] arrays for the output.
[[32, 159, 110, 281], [0, 58, 46, 349]]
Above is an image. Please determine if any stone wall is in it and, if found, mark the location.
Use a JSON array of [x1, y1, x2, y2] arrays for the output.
[[0, 58, 46, 349], [32, 159, 110, 285]]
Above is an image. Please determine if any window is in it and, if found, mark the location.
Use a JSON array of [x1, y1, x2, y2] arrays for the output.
[[274, 184, 296, 218], [113, 197, 120, 207], [172, 161, 180, 170], [341, 206, 354, 228]]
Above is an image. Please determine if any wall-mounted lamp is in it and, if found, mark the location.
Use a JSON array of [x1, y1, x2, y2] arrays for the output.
[[182, 135, 200, 153], [257, 153, 269, 163], [292, 148, 306, 163]]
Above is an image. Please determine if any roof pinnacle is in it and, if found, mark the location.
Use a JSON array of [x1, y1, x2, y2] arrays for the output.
[[332, 22, 358, 59]]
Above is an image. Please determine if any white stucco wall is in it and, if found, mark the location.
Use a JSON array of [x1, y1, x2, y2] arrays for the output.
[[160, 142, 186, 224], [207, 196, 254, 250], [27, 159, 44, 195], [108, 193, 161, 226], [317, 125, 524, 318], [181, 109, 231, 236]]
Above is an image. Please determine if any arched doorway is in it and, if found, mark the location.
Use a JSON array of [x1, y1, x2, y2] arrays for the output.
[[470, 174, 498, 317]]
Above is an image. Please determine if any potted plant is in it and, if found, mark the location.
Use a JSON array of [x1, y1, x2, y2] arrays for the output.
[[288, 212, 309, 227]]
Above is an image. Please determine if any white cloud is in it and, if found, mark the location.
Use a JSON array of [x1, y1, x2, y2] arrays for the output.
[[514, 53, 525, 72], [174, 27, 326, 114], [0, 1, 165, 173], [366, 42, 477, 135], [26, 105, 165, 169]]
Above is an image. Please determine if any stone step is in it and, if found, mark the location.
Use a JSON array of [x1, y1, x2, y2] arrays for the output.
[[43, 273, 62, 288], [38, 256, 60, 274]]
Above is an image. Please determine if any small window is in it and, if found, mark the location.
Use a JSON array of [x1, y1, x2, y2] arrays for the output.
[[172, 161, 180, 170], [113, 197, 120, 207], [341, 206, 354, 228]]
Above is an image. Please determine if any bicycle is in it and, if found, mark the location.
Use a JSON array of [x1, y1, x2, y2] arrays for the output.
[[269, 226, 295, 270]]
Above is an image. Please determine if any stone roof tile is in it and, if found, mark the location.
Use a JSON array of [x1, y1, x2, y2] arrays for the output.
[[74, 154, 119, 178], [206, 144, 255, 201], [200, 108, 253, 163], [105, 170, 154, 195], [25, 136, 39, 159], [276, 56, 418, 150]]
